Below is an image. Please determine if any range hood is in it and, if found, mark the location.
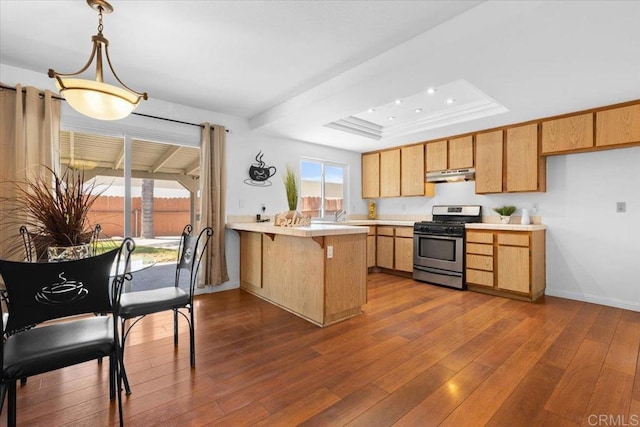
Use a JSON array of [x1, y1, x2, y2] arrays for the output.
[[426, 168, 475, 183]]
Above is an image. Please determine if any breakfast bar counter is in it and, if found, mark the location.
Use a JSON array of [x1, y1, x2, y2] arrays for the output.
[[227, 223, 368, 327]]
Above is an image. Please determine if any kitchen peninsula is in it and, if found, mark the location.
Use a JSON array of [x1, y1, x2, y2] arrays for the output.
[[227, 222, 368, 326]]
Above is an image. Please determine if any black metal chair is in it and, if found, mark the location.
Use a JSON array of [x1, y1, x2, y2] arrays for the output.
[[118, 225, 212, 391], [0, 238, 134, 426]]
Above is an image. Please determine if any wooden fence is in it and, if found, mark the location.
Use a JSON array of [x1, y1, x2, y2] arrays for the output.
[[88, 196, 191, 238]]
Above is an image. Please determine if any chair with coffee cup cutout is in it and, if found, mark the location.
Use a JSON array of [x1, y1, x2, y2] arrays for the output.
[[0, 238, 134, 426]]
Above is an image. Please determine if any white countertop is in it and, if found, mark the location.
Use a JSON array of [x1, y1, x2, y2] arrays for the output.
[[313, 219, 416, 227], [226, 222, 369, 237], [465, 223, 546, 231]]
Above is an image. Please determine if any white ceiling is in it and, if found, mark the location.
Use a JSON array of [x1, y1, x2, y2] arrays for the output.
[[1, 0, 639, 153]]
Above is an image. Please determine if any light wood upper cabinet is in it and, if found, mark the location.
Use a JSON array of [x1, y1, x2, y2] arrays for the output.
[[448, 136, 474, 169], [425, 140, 448, 172], [506, 123, 545, 192], [380, 149, 401, 197], [362, 152, 380, 198], [596, 104, 640, 147], [541, 113, 594, 154], [401, 144, 425, 196], [475, 130, 503, 194]]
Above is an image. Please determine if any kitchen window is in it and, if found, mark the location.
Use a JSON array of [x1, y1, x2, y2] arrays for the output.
[[300, 159, 347, 219]]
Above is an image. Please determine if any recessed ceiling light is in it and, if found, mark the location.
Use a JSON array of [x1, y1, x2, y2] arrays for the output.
[[388, 116, 396, 120], [446, 98, 455, 105], [427, 88, 436, 95], [415, 108, 423, 113], [367, 108, 375, 113], [395, 99, 403, 105]]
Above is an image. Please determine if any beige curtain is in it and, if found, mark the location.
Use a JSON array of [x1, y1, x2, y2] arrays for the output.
[[198, 123, 229, 286], [0, 84, 61, 259]]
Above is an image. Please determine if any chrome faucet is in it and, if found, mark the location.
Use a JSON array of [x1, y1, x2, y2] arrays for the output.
[[334, 210, 347, 222]]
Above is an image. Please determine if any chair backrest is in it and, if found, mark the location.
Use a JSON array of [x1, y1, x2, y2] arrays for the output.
[[175, 225, 213, 295], [0, 238, 134, 336]]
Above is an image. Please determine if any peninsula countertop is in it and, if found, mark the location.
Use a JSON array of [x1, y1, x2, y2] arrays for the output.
[[226, 222, 369, 237]]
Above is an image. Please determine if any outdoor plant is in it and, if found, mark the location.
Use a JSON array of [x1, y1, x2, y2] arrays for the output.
[[283, 164, 298, 211], [1, 166, 103, 255], [493, 205, 516, 216]]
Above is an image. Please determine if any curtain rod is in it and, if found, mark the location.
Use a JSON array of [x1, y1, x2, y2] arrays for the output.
[[0, 84, 228, 132]]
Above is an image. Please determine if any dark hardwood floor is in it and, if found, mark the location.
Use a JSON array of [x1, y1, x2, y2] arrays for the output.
[[8, 273, 640, 426]]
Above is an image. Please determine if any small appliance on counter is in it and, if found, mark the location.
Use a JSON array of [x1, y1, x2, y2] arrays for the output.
[[413, 205, 482, 290]]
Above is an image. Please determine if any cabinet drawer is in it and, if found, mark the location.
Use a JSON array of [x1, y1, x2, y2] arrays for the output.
[[466, 231, 494, 244], [466, 243, 493, 256], [367, 226, 376, 236], [467, 254, 493, 271], [377, 226, 394, 236], [467, 269, 494, 287], [394, 227, 413, 238], [497, 233, 529, 247]]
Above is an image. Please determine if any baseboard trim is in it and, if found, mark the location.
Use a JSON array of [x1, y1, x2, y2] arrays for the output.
[[545, 289, 640, 312]]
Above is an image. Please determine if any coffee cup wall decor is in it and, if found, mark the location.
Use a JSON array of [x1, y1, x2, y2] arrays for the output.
[[244, 150, 277, 187]]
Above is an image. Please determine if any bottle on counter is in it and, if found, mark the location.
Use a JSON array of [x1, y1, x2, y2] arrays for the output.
[[368, 200, 376, 219]]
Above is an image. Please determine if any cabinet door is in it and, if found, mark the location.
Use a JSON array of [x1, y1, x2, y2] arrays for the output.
[[376, 235, 394, 269], [426, 140, 447, 172], [448, 136, 473, 169], [362, 152, 380, 198], [475, 130, 503, 194], [401, 144, 425, 196], [380, 149, 400, 197], [541, 113, 593, 154], [596, 104, 640, 147], [506, 123, 544, 192], [497, 245, 530, 293], [366, 235, 376, 268], [394, 237, 413, 272]]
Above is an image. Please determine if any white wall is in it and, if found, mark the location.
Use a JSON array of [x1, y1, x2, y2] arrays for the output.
[[374, 146, 640, 311]]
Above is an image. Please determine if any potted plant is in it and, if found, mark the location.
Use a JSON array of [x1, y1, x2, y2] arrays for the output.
[[1, 166, 103, 261], [494, 205, 516, 224], [283, 164, 298, 212]]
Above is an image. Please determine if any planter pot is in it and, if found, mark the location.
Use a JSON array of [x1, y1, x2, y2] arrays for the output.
[[47, 243, 92, 262], [500, 216, 511, 224], [274, 210, 311, 227]]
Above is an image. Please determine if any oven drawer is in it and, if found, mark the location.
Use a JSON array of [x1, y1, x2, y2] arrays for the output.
[[466, 269, 494, 287], [497, 233, 529, 247], [466, 243, 493, 256], [466, 231, 494, 244], [467, 254, 493, 271]]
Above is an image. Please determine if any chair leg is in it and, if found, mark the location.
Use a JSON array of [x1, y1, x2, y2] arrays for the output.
[[109, 355, 115, 400], [119, 319, 132, 395], [8, 381, 16, 427], [190, 308, 195, 367], [173, 309, 179, 347], [0, 383, 6, 414]]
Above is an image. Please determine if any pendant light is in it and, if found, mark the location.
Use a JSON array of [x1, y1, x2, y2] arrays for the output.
[[48, 0, 147, 120]]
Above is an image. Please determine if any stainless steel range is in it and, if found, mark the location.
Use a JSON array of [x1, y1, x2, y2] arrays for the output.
[[413, 205, 482, 289]]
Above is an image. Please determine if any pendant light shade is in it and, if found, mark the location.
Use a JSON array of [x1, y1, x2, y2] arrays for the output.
[[48, 0, 147, 121]]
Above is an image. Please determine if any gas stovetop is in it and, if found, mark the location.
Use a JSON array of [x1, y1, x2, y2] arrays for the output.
[[413, 205, 482, 237]]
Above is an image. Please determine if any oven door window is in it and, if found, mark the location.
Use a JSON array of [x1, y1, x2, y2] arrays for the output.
[[418, 236, 456, 261]]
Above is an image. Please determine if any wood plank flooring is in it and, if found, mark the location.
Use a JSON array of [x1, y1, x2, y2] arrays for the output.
[[7, 273, 640, 426]]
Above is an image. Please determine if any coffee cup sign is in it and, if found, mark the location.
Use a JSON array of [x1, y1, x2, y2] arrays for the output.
[[245, 151, 277, 186]]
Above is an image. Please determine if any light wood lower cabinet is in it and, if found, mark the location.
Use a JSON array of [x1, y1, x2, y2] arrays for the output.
[[366, 226, 376, 268], [394, 227, 414, 273], [373, 226, 414, 274], [376, 226, 394, 270], [466, 229, 546, 301]]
